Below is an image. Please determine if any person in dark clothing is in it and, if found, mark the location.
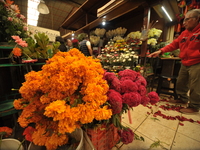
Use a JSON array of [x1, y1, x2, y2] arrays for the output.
[[55, 36, 67, 52], [79, 34, 93, 56]]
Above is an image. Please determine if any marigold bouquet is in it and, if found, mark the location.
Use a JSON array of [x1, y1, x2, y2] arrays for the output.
[[14, 48, 112, 150]]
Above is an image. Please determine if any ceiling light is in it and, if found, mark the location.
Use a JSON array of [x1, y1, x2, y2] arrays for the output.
[[161, 6, 172, 22], [37, 0, 49, 14], [102, 19, 106, 26]]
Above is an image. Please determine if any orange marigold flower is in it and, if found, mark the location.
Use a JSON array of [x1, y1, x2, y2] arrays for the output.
[[6, 0, 14, 5], [12, 47, 22, 57], [0, 127, 13, 137]]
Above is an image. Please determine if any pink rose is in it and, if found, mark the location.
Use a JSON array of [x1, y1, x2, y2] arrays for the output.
[[7, 17, 13, 21]]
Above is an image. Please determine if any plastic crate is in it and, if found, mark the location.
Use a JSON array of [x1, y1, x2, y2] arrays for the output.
[[86, 124, 120, 150]]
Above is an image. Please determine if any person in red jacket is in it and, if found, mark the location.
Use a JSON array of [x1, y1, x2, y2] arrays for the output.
[[149, 9, 200, 113]]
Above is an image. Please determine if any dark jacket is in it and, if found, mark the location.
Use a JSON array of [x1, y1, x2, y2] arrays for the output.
[[56, 36, 67, 52]]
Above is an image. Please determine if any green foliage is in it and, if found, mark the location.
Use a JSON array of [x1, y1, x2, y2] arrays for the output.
[[34, 32, 50, 58], [149, 139, 169, 150], [134, 133, 145, 141]]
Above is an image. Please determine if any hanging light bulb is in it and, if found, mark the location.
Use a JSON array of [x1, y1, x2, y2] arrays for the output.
[[102, 19, 106, 26], [37, 0, 49, 14]]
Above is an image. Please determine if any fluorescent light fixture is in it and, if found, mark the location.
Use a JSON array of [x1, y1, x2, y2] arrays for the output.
[[72, 33, 74, 36], [27, 0, 40, 26], [161, 6, 172, 22], [72, 37, 74, 40]]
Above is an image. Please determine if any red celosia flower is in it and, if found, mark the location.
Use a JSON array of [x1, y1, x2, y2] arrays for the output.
[[0, 127, 13, 137], [72, 39, 79, 43], [148, 91, 160, 105], [107, 89, 122, 114], [104, 72, 117, 83], [122, 92, 141, 107], [141, 96, 150, 106], [135, 75, 147, 87], [110, 78, 121, 93], [118, 128, 134, 144], [120, 80, 138, 94], [23, 126, 36, 142], [138, 85, 147, 96], [118, 69, 138, 81]]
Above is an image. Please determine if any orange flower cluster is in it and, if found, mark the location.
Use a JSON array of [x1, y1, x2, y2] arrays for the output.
[[14, 49, 112, 150], [0, 127, 13, 137], [12, 47, 22, 57]]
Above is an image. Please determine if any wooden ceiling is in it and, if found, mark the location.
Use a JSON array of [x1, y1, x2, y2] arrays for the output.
[[14, 0, 179, 38]]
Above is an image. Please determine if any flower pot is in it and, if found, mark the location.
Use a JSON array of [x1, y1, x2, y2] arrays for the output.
[[28, 143, 45, 150], [0, 138, 24, 150], [27, 128, 93, 150]]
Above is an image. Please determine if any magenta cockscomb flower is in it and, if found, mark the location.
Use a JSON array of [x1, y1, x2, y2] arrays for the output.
[[118, 128, 134, 144], [148, 91, 160, 105], [107, 89, 123, 114], [122, 92, 141, 107], [118, 69, 138, 81], [120, 80, 138, 94]]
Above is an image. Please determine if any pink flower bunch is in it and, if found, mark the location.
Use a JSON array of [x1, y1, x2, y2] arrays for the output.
[[104, 69, 160, 114], [7, 17, 13, 21], [118, 69, 138, 81], [107, 89, 122, 114], [123, 92, 141, 107], [12, 35, 28, 47], [118, 128, 134, 144], [148, 91, 160, 104], [120, 79, 138, 93]]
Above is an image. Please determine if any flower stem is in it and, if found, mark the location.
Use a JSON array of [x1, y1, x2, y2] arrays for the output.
[[17, 138, 25, 150], [0, 134, 3, 149]]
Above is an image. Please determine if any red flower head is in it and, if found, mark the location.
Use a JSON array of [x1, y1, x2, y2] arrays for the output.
[[118, 69, 138, 81], [122, 92, 141, 107], [118, 128, 134, 144], [148, 91, 160, 105], [120, 80, 138, 94], [107, 89, 123, 114], [0, 127, 13, 137], [110, 77, 121, 93], [135, 75, 147, 87], [104, 72, 117, 83], [138, 85, 147, 96], [23, 126, 36, 142], [72, 39, 79, 43], [141, 96, 150, 106]]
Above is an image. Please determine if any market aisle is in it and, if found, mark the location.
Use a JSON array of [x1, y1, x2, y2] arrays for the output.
[[112, 100, 200, 150]]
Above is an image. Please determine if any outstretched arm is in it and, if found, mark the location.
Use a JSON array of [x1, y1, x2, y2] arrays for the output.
[[86, 41, 93, 56]]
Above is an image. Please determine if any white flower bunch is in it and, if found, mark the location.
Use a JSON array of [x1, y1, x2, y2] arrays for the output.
[[147, 38, 157, 46], [148, 28, 162, 38]]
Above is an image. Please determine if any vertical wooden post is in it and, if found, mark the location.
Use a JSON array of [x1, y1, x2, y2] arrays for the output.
[[140, 6, 151, 57]]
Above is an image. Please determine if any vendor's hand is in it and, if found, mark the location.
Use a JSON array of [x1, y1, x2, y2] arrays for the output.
[[148, 50, 162, 57]]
